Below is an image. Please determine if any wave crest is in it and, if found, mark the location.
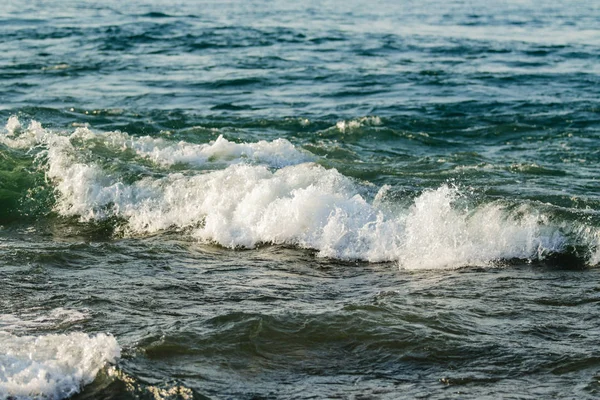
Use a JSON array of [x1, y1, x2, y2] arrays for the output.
[[2, 117, 598, 270]]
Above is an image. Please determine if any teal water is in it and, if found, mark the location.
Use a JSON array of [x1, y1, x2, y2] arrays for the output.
[[1, 1, 600, 399]]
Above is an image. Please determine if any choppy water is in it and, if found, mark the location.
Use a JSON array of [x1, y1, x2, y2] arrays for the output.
[[1, 0, 600, 398]]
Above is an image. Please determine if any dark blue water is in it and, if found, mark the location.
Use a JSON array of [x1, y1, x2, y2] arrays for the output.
[[1, 1, 600, 399]]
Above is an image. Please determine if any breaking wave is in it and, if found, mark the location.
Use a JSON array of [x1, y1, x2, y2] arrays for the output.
[[2, 118, 599, 270], [0, 331, 119, 400]]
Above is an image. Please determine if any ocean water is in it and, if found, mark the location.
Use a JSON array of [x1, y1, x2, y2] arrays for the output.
[[1, 0, 600, 398]]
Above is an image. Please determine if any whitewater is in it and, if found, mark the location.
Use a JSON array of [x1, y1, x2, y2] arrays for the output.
[[3, 118, 597, 271]]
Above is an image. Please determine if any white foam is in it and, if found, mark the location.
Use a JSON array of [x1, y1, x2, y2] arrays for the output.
[[0, 332, 120, 400], [0, 117, 586, 270], [2, 117, 313, 169], [5, 116, 21, 136], [398, 186, 566, 269], [335, 116, 382, 133], [69, 127, 313, 168]]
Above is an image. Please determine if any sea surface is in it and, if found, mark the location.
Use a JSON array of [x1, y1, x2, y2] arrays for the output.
[[1, 0, 600, 398]]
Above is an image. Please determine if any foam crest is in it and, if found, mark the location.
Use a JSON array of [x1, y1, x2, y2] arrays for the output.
[[76, 129, 312, 168], [198, 181, 567, 269], [0, 332, 120, 400], [6, 116, 21, 136], [336, 116, 382, 133], [1, 117, 312, 168], [0, 120, 47, 149], [399, 186, 566, 269]]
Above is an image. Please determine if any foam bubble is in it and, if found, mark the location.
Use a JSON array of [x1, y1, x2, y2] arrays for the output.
[[0, 332, 120, 400]]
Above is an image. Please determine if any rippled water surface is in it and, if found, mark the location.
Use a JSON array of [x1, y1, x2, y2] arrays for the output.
[[1, 0, 600, 399]]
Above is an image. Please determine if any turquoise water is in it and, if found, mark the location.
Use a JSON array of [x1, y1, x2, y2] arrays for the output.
[[1, 1, 600, 398]]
